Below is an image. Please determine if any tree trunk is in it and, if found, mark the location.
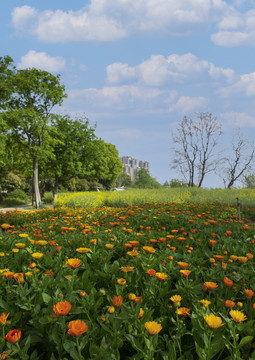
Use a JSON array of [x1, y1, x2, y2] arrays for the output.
[[33, 156, 41, 209], [53, 175, 59, 200]]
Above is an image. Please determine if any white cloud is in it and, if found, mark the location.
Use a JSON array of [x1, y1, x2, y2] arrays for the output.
[[11, 1, 231, 43], [107, 53, 236, 86], [169, 96, 208, 114], [219, 72, 255, 97], [17, 50, 66, 72], [221, 111, 255, 127], [212, 9, 255, 46]]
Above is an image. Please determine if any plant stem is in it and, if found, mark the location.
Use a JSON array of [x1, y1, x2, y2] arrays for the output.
[[206, 331, 213, 360], [76, 337, 84, 360]]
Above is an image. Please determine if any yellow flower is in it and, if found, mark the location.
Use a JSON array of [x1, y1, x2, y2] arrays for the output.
[[107, 306, 115, 314], [145, 321, 162, 335], [204, 314, 224, 329], [121, 266, 134, 272], [200, 299, 211, 308], [19, 234, 29, 238], [15, 243, 26, 249], [12, 249, 19, 253], [143, 246, 156, 254], [155, 272, 168, 281], [25, 272, 33, 277], [14, 273, 24, 284], [138, 308, 144, 319], [0, 252, 5, 257], [76, 247, 91, 253], [128, 293, 137, 300], [0, 313, 9, 325], [66, 258, 81, 269], [105, 244, 114, 250], [1, 224, 11, 229], [37, 240, 48, 246], [170, 295, 182, 306], [31, 252, 43, 259], [237, 302, 243, 308], [229, 310, 247, 323], [117, 278, 126, 285]]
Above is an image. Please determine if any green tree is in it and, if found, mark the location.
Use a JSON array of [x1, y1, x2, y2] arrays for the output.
[[133, 168, 162, 189], [116, 172, 132, 187], [169, 179, 187, 188], [44, 115, 96, 198], [82, 140, 123, 189], [1, 62, 66, 208], [243, 173, 255, 188]]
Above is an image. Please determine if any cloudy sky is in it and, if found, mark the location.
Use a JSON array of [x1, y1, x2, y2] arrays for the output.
[[1, 0, 255, 187]]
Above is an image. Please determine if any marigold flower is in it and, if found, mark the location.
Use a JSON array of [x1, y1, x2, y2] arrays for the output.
[[19, 233, 29, 238], [67, 320, 88, 336], [105, 244, 114, 249], [209, 240, 217, 245], [80, 291, 86, 297], [121, 266, 134, 272], [170, 295, 182, 306], [4, 329, 21, 343], [178, 262, 189, 269], [213, 255, 225, 261], [107, 306, 115, 314], [117, 278, 126, 285], [0, 313, 9, 326], [76, 247, 91, 254], [53, 301, 72, 316], [176, 307, 190, 317], [203, 282, 218, 290], [37, 240, 47, 246], [2, 271, 14, 279], [15, 243, 26, 249], [66, 258, 81, 269], [127, 250, 139, 257], [237, 302, 243, 308], [31, 252, 43, 259], [204, 314, 224, 329], [246, 253, 253, 260], [134, 297, 143, 304], [225, 231, 232, 236], [44, 270, 54, 276], [145, 321, 162, 335], [224, 277, 233, 287], [180, 270, 191, 277], [111, 295, 122, 307], [147, 269, 156, 277], [225, 300, 235, 308], [245, 289, 254, 298], [229, 310, 247, 322], [1, 224, 11, 230], [155, 272, 168, 281], [138, 308, 144, 319], [238, 256, 248, 263], [200, 299, 211, 308], [143, 246, 156, 254], [129, 293, 136, 300], [14, 273, 24, 284], [221, 262, 227, 269]]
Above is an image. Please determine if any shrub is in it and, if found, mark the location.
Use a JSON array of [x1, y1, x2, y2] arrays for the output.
[[6, 189, 28, 200]]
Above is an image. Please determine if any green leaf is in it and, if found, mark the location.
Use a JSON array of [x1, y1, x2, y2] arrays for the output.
[[238, 336, 253, 348], [42, 292, 51, 304], [125, 334, 146, 355]]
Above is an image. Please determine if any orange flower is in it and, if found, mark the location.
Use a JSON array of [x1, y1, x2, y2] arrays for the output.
[[224, 277, 233, 287], [229, 310, 247, 322], [67, 320, 88, 336], [128, 293, 137, 300], [155, 272, 168, 281], [225, 231, 232, 236], [138, 308, 144, 319], [4, 329, 21, 343], [203, 282, 218, 290], [246, 253, 253, 260], [66, 258, 81, 269], [53, 301, 72, 316], [143, 246, 156, 254], [225, 300, 235, 308], [14, 273, 24, 284], [176, 307, 190, 317], [178, 262, 188, 269], [204, 314, 224, 329], [107, 306, 115, 314], [209, 240, 217, 245], [180, 270, 191, 277], [105, 244, 114, 249], [2, 271, 14, 279], [147, 269, 156, 277], [213, 255, 225, 261], [121, 266, 134, 272], [238, 256, 248, 263], [0, 313, 9, 326], [111, 295, 122, 307], [145, 321, 162, 335], [134, 297, 143, 304], [245, 289, 254, 298], [80, 291, 86, 297], [170, 295, 182, 306], [1, 224, 11, 230]]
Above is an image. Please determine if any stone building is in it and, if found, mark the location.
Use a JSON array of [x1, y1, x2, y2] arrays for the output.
[[120, 156, 150, 182]]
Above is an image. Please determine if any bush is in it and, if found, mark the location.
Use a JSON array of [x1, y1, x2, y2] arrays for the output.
[[7, 189, 28, 200], [0, 172, 25, 192], [42, 192, 54, 204]]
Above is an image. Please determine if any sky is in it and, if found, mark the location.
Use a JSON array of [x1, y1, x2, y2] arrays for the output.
[[1, 0, 255, 187]]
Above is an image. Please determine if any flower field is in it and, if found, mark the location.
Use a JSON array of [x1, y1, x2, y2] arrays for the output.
[[0, 200, 254, 359]]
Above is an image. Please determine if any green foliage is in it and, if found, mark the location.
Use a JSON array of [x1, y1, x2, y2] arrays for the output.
[[133, 168, 162, 189], [0, 172, 25, 192], [243, 173, 255, 188], [7, 189, 28, 200], [42, 191, 54, 204], [169, 178, 188, 188], [116, 172, 132, 187]]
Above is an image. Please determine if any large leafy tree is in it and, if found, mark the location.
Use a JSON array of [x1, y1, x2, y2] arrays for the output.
[[82, 140, 123, 189], [1, 60, 66, 208], [133, 168, 162, 189], [44, 114, 96, 198]]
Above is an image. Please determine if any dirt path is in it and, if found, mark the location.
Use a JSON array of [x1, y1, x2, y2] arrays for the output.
[[0, 205, 34, 213]]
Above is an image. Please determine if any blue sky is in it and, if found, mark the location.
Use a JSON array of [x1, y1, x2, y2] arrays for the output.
[[1, 0, 255, 187]]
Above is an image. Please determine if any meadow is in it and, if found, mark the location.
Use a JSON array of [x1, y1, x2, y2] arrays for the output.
[[0, 188, 254, 359]]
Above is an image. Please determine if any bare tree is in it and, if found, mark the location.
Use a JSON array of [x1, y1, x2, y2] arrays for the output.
[[171, 112, 222, 187], [222, 132, 255, 188]]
